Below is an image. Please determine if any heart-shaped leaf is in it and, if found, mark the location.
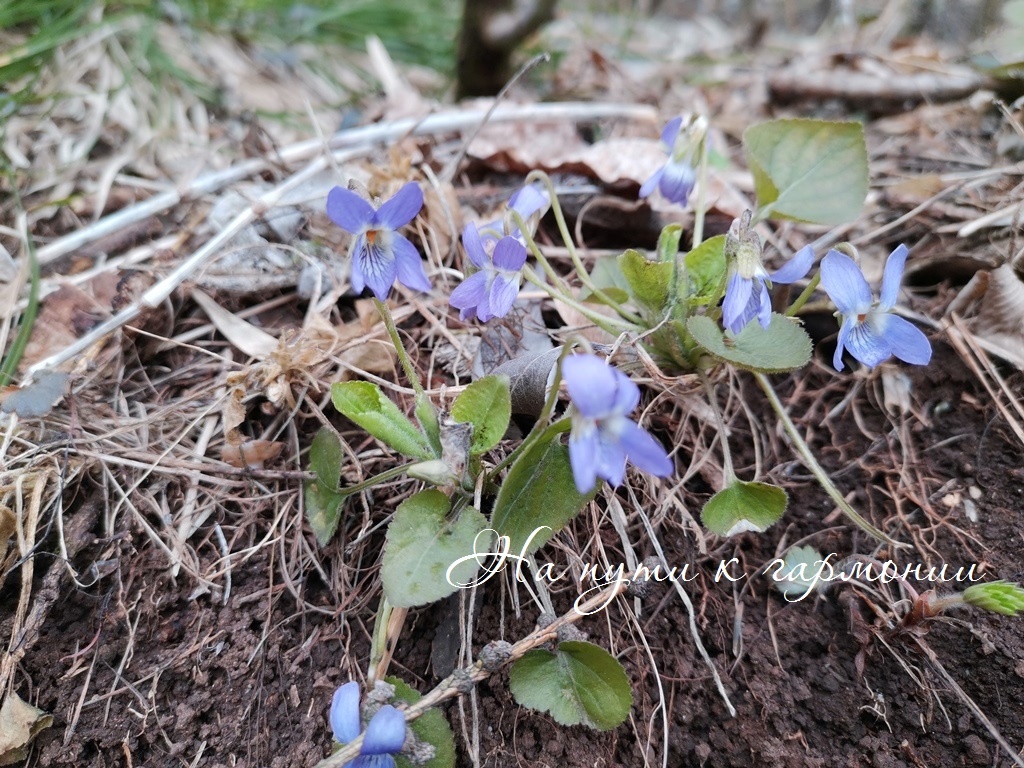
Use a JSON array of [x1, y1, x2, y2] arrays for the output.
[[684, 235, 727, 306], [701, 480, 788, 536], [509, 641, 632, 731], [388, 677, 456, 768], [618, 248, 672, 316], [687, 313, 812, 373], [381, 490, 489, 608], [490, 430, 595, 556], [744, 118, 868, 225]]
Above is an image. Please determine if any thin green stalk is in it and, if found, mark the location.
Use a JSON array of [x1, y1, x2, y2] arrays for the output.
[[487, 417, 571, 482], [486, 342, 577, 482], [522, 171, 643, 326], [753, 372, 904, 547], [785, 272, 820, 318], [515, 211, 569, 290], [0, 192, 40, 387], [522, 267, 637, 336], [339, 462, 419, 497], [373, 298, 423, 396], [367, 595, 393, 681], [698, 372, 736, 484], [691, 132, 710, 250]]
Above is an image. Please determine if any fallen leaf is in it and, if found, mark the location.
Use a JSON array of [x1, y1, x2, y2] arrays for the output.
[[19, 284, 109, 372], [0, 691, 52, 766], [221, 440, 284, 469], [192, 289, 278, 359], [221, 387, 247, 446]]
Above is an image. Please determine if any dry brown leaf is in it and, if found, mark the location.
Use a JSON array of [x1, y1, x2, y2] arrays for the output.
[[552, 296, 617, 346], [468, 115, 583, 171], [0, 692, 52, 766], [419, 182, 460, 261], [19, 284, 110, 372], [221, 440, 284, 469], [887, 173, 947, 202], [221, 387, 247, 446]]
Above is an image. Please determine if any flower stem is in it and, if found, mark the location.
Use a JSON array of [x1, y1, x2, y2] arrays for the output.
[[514, 211, 572, 290], [485, 343, 577, 484], [522, 171, 643, 326], [488, 418, 572, 481], [373, 298, 424, 397], [522, 267, 639, 335], [753, 371, 905, 547], [338, 462, 417, 498], [699, 371, 737, 485], [785, 272, 820, 318], [313, 561, 645, 768], [691, 131, 710, 250]]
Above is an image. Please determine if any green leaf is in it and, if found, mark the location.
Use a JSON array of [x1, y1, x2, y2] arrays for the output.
[[381, 490, 489, 608], [388, 678, 456, 768], [618, 248, 672, 316], [684, 235, 727, 306], [656, 224, 683, 263], [305, 481, 346, 547], [686, 313, 812, 373], [962, 581, 1024, 616], [701, 480, 788, 537], [508, 641, 632, 730], [450, 375, 511, 454], [331, 381, 433, 460], [416, 391, 442, 457], [309, 427, 343, 491], [305, 428, 347, 546], [589, 255, 633, 295], [580, 286, 631, 306], [743, 118, 868, 225], [490, 430, 595, 556]]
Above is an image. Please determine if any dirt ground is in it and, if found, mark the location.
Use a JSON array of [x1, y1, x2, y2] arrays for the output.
[[3, 4, 1024, 768]]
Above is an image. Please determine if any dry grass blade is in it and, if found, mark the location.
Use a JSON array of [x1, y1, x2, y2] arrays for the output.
[[944, 314, 1024, 449]]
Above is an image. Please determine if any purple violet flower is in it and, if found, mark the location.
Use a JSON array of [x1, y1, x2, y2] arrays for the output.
[[562, 354, 673, 494], [639, 116, 697, 206], [722, 245, 815, 334], [330, 682, 406, 768], [450, 224, 527, 322], [819, 245, 932, 371], [326, 182, 430, 300], [480, 182, 551, 245]]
